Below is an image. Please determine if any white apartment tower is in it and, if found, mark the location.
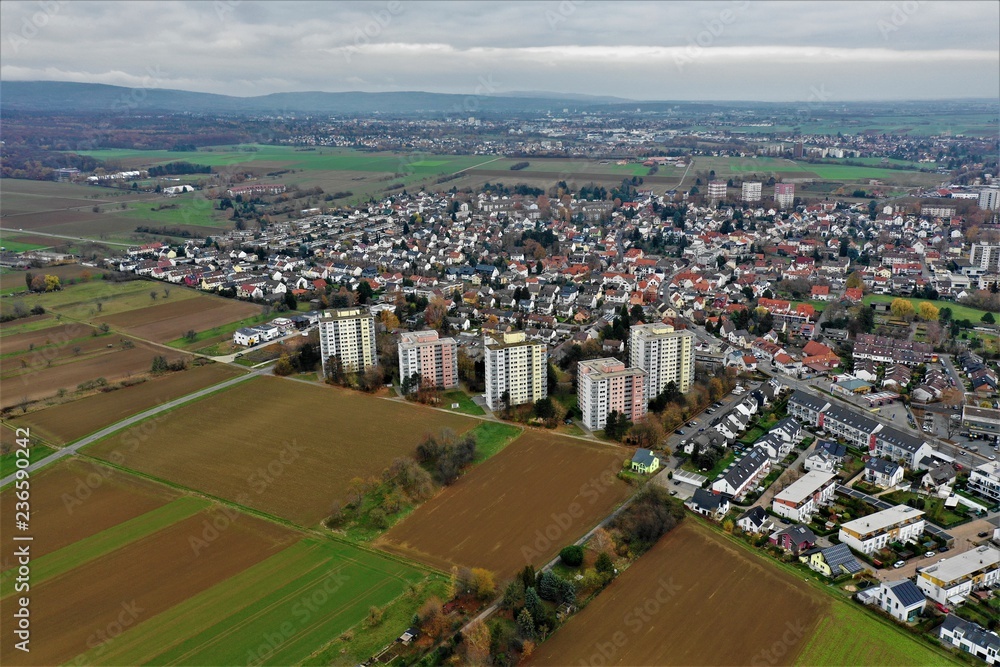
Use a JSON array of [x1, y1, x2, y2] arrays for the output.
[[741, 181, 762, 202], [398, 330, 459, 392], [707, 180, 727, 201], [484, 331, 547, 410], [629, 323, 696, 401], [319, 307, 377, 376]]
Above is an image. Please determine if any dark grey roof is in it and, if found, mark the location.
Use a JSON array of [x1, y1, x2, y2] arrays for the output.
[[738, 506, 769, 526], [941, 614, 1000, 652], [775, 524, 818, 544], [719, 446, 769, 488], [824, 403, 880, 434], [818, 440, 847, 458], [789, 389, 828, 412], [772, 417, 801, 433], [690, 487, 728, 512], [885, 579, 925, 608], [865, 458, 902, 475], [632, 448, 657, 467], [822, 543, 864, 574], [875, 425, 928, 454]]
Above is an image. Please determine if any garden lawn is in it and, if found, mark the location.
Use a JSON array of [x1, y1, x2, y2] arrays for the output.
[[863, 294, 992, 323], [441, 389, 486, 416]]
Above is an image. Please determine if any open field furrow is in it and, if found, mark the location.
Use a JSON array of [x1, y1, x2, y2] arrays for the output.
[[0, 495, 210, 598], [377, 429, 631, 576], [86, 376, 478, 525]]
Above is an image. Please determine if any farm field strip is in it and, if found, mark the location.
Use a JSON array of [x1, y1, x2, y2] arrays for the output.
[[7, 362, 242, 445], [0, 459, 179, 558], [377, 429, 631, 576], [68, 538, 426, 667], [529, 520, 956, 666], [85, 376, 478, 525], [0, 504, 298, 667], [0, 496, 210, 598]]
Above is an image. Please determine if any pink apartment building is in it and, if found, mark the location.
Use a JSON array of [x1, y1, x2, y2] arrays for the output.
[[398, 330, 459, 392], [578, 358, 647, 430]]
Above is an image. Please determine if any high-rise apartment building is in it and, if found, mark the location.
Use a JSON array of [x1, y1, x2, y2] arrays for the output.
[[979, 188, 999, 212], [484, 331, 547, 410], [319, 307, 376, 376], [629, 323, 695, 401], [774, 183, 795, 208], [398, 330, 459, 392], [578, 358, 647, 430], [707, 180, 727, 201], [741, 181, 762, 202], [971, 243, 1000, 273]]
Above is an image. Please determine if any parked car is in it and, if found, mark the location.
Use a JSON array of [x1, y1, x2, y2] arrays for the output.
[[925, 551, 936, 558], [676, 429, 685, 435], [893, 560, 906, 569], [687, 421, 697, 427], [979, 531, 991, 538]]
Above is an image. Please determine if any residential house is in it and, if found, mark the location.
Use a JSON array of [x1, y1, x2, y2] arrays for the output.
[[772, 470, 837, 523], [864, 458, 904, 489], [873, 579, 927, 623], [685, 488, 731, 520], [737, 506, 774, 534], [802, 543, 865, 578], [917, 546, 1000, 604], [631, 448, 660, 475], [769, 524, 818, 555], [711, 446, 770, 500], [939, 614, 1000, 665], [839, 505, 926, 556]]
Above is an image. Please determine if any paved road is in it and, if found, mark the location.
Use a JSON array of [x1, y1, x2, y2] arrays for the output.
[[1, 370, 257, 487]]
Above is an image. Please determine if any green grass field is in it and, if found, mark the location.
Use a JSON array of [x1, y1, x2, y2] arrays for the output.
[[77, 145, 498, 175], [118, 195, 231, 228], [0, 239, 48, 252], [469, 421, 523, 463], [0, 496, 209, 598], [795, 601, 958, 666], [863, 294, 992, 323], [70, 538, 427, 666], [441, 389, 486, 416], [0, 442, 56, 479]]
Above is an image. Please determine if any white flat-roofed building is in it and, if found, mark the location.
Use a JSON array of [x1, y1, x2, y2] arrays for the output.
[[968, 460, 1000, 503], [918, 546, 1000, 605], [319, 307, 377, 376], [742, 181, 762, 202], [772, 470, 837, 523], [838, 504, 925, 555], [630, 323, 695, 400], [484, 330, 548, 411]]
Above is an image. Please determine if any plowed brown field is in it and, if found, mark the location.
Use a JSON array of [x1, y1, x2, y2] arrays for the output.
[[99, 296, 261, 343], [529, 521, 826, 666], [0, 509, 297, 667], [10, 363, 242, 444], [376, 430, 631, 576], [86, 377, 478, 526]]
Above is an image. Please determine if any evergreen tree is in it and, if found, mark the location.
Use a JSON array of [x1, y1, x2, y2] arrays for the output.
[[517, 608, 535, 639]]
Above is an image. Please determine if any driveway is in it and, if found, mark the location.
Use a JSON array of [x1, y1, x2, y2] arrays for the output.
[[876, 518, 995, 582]]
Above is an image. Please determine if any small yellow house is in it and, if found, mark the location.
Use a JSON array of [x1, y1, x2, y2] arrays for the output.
[[631, 448, 660, 475]]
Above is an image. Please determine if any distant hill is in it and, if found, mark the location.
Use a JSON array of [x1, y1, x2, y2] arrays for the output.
[[0, 81, 642, 116]]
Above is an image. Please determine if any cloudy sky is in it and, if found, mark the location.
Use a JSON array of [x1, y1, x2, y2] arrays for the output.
[[2, 0, 997, 101]]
